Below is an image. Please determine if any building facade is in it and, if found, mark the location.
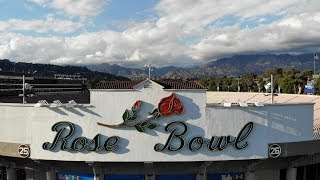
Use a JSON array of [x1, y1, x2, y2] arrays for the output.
[[0, 79, 317, 180]]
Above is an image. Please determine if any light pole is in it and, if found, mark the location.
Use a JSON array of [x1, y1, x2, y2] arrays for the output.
[[236, 77, 241, 92], [314, 49, 319, 75], [22, 75, 25, 104], [271, 74, 274, 103], [145, 65, 153, 79]]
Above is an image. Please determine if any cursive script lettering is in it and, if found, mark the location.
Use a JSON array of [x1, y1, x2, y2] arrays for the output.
[[154, 121, 187, 151], [154, 121, 254, 152], [43, 121, 254, 153], [43, 121, 120, 152]]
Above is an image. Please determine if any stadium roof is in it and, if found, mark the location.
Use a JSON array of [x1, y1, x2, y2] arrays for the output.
[[92, 80, 207, 90]]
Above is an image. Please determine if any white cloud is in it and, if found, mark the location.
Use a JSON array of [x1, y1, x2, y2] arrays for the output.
[[29, 0, 110, 18], [258, 18, 267, 22], [2, 12, 320, 67], [28, 0, 49, 7], [189, 12, 320, 60], [2, 0, 320, 67], [155, 0, 302, 35], [0, 33, 64, 63], [278, 17, 303, 29], [287, 0, 320, 14], [0, 16, 83, 33], [53, 0, 110, 17], [0, 22, 186, 66]]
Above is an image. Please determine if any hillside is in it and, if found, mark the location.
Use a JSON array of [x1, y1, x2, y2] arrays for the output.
[[87, 53, 315, 79], [0, 59, 129, 81], [86, 63, 187, 79], [1, 53, 317, 80], [169, 54, 314, 78]]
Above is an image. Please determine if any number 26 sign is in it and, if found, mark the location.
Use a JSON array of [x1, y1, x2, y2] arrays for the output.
[[269, 144, 281, 158]]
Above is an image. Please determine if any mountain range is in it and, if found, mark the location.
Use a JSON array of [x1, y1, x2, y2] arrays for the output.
[[0, 53, 317, 80], [0, 59, 129, 81], [85, 64, 188, 79], [87, 53, 316, 79]]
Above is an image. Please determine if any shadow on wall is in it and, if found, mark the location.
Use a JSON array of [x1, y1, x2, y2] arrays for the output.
[[245, 106, 308, 137], [210, 105, 309, 138], [63, 107, 85, 117], [45, 106, 102, 117], [93, 94, 202, 136]]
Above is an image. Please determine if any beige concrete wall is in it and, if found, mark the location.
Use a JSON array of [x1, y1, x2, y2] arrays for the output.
[[0, 141, 29, 158]]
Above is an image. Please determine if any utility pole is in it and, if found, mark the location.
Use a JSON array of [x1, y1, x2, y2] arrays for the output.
[[22, 75, 25, 104], [271, 74, 274, 104], [236, 77, 241, 92], [315, 52, 319, 75], [145, 65, 152, 79], [314, 53, 316, 75]]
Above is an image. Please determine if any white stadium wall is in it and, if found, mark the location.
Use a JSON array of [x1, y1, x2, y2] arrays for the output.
[[205, 104, 313, 159], [0, 82, 314, 162]]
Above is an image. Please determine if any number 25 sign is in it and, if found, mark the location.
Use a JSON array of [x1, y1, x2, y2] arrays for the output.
[[18, 144, 30, 158]]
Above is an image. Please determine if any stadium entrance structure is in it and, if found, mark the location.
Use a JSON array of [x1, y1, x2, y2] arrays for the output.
[[0, 79, 318, 180]]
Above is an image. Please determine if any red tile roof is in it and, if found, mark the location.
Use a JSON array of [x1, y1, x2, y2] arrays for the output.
[[92, 81, 143, 89], [92, 80, 206, 90], [155, 81, 206, 89]]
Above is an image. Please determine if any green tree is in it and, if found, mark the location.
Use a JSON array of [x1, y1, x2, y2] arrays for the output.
[[280, 77, 295, 94]]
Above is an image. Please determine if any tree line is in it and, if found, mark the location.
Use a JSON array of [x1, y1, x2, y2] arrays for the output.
[[197, 68, 319, 94]]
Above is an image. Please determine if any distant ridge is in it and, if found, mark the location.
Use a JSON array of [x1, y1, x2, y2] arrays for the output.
[[87, 53, 315, 79], [0, 53, 316, 80], [86, 63, 187, 79], [170, 53, 314, 78], [0, 59, 129, 81]]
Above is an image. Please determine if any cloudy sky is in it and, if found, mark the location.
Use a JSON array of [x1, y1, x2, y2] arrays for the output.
[[0, 0, 319, 67]]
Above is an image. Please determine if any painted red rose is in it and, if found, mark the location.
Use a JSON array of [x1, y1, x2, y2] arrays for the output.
[[133, 100, 142, 108], [158, 93, 184, 117]]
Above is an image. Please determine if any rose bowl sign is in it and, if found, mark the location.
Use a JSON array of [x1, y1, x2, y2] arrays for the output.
[[42, 93, 254, 154]]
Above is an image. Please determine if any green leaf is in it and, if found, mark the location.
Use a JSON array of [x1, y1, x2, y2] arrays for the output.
[[134, 125, 145, 132], [122, 109, 130, 122], [153, 113, 162, 119], [157, 114, 162, 118], [147, 123, 158, 130], [149, 108, 158, 115], [141, 122, 149, 127], [130, 114, 139, 121], [131, 106, 138, 113]]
